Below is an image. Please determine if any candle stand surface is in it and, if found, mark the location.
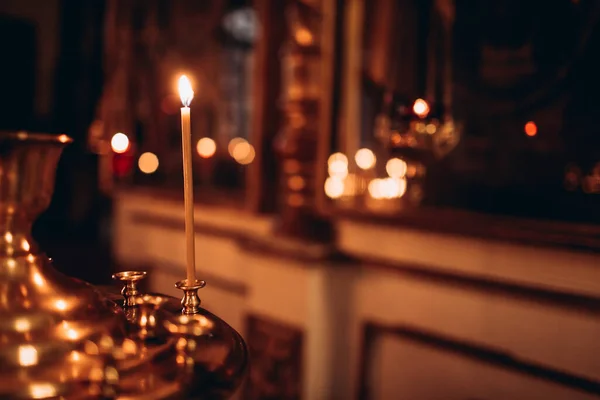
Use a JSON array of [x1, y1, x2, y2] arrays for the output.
[[0, 132, 248, 399]]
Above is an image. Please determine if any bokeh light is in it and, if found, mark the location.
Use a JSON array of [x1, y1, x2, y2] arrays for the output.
[[138, 152, 159, 174], [18, 345, 38, 367], [228, 138, 247, 157], [196, 138, 216, 158], [524, 121, 537, 137], [231, 140, 255, 165], [328, 152, 348, 178], [324, 177, 344, 199], [328, 152, 348, 166], [111, 133, 130, 154], [368, 179, 383, 199], [386, 158, 407, 178], [355, 148, 376, 170], [295, 27, 314, 46], [368, 177, 407, 199], [58, 134, 70, 143], [412, 98, 430, 118]]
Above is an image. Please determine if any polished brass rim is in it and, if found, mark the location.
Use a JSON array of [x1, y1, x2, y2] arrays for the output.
[[112, 271, 147, 282], [175, 279, 206, 290], [0, 131, 73, 144]]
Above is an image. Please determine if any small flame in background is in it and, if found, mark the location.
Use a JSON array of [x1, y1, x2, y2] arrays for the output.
[[178, 75, 194, 107], [325, 150, 409, 201], [412, 98, 430, 118]]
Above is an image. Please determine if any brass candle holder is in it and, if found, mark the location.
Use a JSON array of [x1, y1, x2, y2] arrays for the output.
[[112, 270, 147, 307], [0, 132, 248, 399], [175, 279, 207, 315]]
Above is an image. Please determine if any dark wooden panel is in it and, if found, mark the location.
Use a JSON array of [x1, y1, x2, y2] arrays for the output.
[[243, 314, 304, 400]]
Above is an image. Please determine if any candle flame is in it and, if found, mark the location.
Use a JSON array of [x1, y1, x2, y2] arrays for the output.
[[178, 75, 194, 107]]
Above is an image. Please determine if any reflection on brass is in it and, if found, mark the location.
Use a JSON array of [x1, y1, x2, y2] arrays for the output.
[[132, 294, 170, 339], [0, 132, 248, 398], [164, 314, 214, 337]]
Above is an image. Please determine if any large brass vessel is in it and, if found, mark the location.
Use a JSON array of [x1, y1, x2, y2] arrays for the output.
[[0, 132, 248, 399]]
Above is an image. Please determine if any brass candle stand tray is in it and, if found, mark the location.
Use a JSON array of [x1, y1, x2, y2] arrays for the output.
[[0, 132, 248, 399]]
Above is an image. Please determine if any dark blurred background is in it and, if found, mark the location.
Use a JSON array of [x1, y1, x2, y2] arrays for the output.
[[5, 0, 600, 285], [0, 0, 108, 283]]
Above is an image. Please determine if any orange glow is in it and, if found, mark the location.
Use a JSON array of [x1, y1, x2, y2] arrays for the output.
[[65, 328, 79, 340], [138, 152, 159, 174], [328, 153, 348, 178], [239, 145, 255, 165], [178, 75, 194, 107], [368, 179, 383, 199], [328, 152, 348, 166], [32, 272, 44, 287], [110, 133, 130, 154], [232, 142, 255, 165], [355, 148, 376, 170], [425, 124, 437, 134], [295, 28, 313, 46], [412, 98, 430, 118], [288, 175, 306, 191], [70, 351, 81, 362], [232, 141, 250, 160], [228, 138, 247, 157], [328, 160, 348, 178], [368, 177, 407, 199], [30, 384, 57, 399], [524, 121, 537, 137], [324, 177, 344, 199], [196, 138, 216, 158], [386, 158, 407, 178], [55, 299, 67, 311], [344, 174, 358, 196], [388, 177, 407, 198], [18, 345, 38, 367], [14, 318, 31, 332]]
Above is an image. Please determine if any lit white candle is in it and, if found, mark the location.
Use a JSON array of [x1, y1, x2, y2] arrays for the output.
[[178, 75, 196, 284]]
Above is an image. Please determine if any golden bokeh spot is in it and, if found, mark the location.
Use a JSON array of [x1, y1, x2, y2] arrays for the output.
[[196, 138, 216, 158]]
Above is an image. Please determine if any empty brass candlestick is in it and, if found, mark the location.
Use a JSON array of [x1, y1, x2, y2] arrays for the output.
[[175, 279, 206, 315], [112, 270, 147, 307]]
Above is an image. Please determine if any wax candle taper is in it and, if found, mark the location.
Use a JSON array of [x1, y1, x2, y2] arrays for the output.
[[178, 75, 196, 284]]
